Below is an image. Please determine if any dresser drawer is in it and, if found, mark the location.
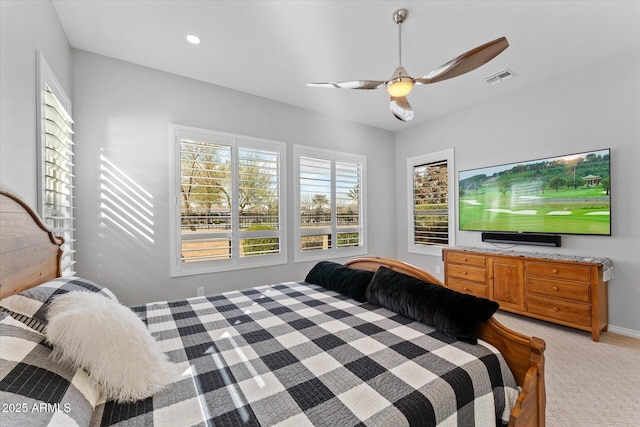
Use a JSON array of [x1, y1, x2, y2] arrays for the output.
[[526, 261, 591, 283], [447, 277, 488, 298], [527, 294, 591, 326], [446, 252, 486, 268], [526, 277, 590, 303], [447, 264, 486, 283]]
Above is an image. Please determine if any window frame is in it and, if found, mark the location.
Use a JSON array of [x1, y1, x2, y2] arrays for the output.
[[36, 52, 76, 276], [293, 145, 367, 263], [407, 148, 455, 256], [169, 124, 286, 277]]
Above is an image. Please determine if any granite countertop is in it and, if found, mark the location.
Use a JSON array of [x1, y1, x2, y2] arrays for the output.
[[452, 246, 614, 281]]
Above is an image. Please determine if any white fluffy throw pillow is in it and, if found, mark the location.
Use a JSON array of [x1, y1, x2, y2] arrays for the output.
[[46, 291, 181, 403]]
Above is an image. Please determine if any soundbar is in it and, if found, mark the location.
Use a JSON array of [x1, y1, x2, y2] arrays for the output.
[[481, 232, 561, 247]]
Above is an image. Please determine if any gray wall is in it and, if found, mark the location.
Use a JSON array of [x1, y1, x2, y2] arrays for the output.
[[71, 50, 396, 305], [395, 49, 640, 335], [0, 0, 72, 206]]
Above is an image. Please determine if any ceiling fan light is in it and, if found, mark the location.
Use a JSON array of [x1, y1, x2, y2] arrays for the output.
[[386, 79, 413, 97]]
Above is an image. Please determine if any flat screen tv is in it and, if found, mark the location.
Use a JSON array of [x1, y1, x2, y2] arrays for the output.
[[458, 149, 611, 236]]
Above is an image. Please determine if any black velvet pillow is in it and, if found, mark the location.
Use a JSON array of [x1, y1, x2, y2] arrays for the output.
[[366, 267, 499, 344], [305, 261, 374, 303]]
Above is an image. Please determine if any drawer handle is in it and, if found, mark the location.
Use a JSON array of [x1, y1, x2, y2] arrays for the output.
[[552, 286, 559, 291], [462, 257, 468, 261], [463, 287, 469, 291], [463, 271, 467, 275], [551, 306, 559, 312], [552, 269, 559, 274]]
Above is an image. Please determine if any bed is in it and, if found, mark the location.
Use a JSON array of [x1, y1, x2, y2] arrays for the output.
[[0, 188, 545, 426]]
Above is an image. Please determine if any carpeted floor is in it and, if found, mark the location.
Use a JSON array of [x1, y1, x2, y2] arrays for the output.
[[493, 312, 640, 427]]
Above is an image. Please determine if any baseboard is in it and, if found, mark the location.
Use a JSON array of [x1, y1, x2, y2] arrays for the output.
[[607, 324, 640, 339]]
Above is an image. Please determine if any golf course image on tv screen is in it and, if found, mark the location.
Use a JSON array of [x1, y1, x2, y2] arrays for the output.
[[459, 149, 611, 235]]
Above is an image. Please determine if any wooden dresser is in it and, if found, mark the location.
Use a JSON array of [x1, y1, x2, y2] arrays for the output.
[[443, 248, 611, 341]]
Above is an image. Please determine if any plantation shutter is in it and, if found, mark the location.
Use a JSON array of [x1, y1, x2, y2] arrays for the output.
[[41, 83, 76, 275], [238, 146, 281, 257], [335, 161, 362, 248], [297, 152, 365, 257], [413, 159, 449, 247], [299, 156, 332, 251], [179, 139, 232, 262], [176, 131, 284, 271]]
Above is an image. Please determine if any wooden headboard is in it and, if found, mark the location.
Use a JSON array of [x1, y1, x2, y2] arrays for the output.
[[0, 189, 63, 299]]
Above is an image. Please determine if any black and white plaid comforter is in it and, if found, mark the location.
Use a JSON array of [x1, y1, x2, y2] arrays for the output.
[[93, 282, 520, 427]]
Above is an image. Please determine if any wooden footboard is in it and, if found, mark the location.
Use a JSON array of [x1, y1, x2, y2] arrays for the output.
[[345, 256, 546, 427], [480, 318, 546, 426]]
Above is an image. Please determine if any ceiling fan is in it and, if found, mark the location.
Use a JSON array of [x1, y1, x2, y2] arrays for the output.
[[307, 9, 509, 122]]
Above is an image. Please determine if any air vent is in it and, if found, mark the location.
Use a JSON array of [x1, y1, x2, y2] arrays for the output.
[[484, 68, 517, 85]]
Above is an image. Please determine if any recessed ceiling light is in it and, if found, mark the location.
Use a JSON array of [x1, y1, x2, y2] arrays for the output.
[[186, 34, 201, 45]]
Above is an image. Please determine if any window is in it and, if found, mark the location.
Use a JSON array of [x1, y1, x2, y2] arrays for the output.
[[37, 53, 75, 276], [170, 125, 286, 276], [407, 149, 455, 256], [294, 145, 366, 262]]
